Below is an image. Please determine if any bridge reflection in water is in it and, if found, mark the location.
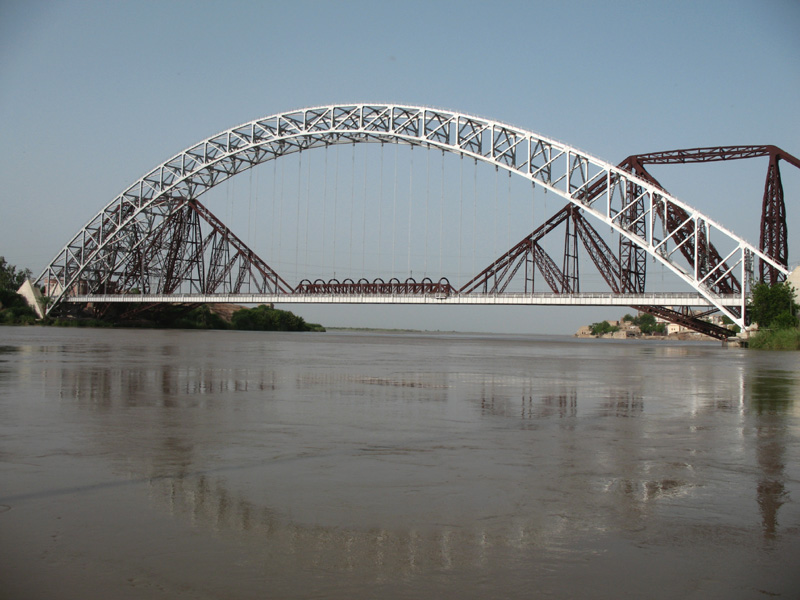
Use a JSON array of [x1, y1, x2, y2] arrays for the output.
[[46, 332, 795, 563], [1, 328, 795, 597]]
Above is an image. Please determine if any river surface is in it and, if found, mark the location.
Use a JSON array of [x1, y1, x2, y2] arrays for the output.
[[1, 326, 799, 599]]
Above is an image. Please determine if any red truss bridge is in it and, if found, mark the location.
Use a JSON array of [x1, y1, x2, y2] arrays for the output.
[[37, 104, 798, 339]]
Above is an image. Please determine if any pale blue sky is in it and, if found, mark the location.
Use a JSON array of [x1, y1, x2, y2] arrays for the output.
[[1, 0, 798, 333]]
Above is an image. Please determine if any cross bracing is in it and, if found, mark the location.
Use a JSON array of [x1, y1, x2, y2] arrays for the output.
[[37, 104, 791, 332]]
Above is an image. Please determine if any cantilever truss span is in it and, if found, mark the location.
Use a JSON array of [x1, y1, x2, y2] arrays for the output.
[[617, 146, 799, 287], [37, 104, 790, 331]]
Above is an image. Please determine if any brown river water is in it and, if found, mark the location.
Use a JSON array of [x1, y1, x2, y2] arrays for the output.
[[1, 326, 799, 599]]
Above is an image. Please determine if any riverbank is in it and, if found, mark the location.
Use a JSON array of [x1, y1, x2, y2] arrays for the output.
[[0, 295, 325, 333], [748, 328, 800, 350], [574, 322, 719, 342]]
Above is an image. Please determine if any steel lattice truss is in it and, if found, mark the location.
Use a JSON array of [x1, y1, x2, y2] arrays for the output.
[[615, 146, 799, 286], [461, 203, 735, 339], [37, 104, 790, 330]]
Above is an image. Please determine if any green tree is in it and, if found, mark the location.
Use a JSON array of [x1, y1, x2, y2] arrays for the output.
[[637, 313, 658, 334], [748, 282, 799, 330], [0, 256, 31, 291], [231, 305, 312, 332], [590, 320, 619, 336], [0, 257, 36, 324]]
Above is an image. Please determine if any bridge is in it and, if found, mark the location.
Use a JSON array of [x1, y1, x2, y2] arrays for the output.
[[36, 104, 799, 339]]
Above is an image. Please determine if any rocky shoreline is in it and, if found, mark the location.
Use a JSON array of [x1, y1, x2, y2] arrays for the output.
[[575, 328, 718, 342]]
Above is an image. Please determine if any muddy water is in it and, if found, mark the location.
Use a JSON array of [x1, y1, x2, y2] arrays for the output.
[[1, 326, 798, 599]]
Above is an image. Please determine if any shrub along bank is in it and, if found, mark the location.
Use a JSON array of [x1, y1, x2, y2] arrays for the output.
[[748, 328, 800, 350], [747, 281, 800, 350], [0, 257, 37, 324], [102, 303, 325, 332], [0, 288, 38, 324], [2, 300, 325, 333]]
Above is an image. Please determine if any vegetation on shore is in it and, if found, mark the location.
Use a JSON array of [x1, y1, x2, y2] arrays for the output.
[[1, 258, 324, 332], [589, 320, 619, 336], [623, 312, 666, 335], [0, 287, 38, 325], [586, 282, 799, 348], [588, 313, 666, 337], [229, 304, 325, 332], [747, 281, 799, 350], [748, 328, 800, 350], [0, 257, 37, 324], [4, 300, 325, 332]]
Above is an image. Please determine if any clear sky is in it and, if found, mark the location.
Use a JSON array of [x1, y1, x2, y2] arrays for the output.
[[1, 0, 799, 334]]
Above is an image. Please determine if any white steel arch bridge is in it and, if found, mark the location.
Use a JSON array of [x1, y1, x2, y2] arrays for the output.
[[36, 104, 792, 338]]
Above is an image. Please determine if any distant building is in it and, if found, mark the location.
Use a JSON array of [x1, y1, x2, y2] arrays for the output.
[[666, 323, 685, 335]]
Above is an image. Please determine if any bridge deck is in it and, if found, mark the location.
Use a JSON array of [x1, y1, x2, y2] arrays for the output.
[[66, 293, 741, 307]]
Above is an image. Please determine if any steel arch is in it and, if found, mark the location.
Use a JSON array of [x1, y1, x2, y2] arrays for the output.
[[36, 103, 788, 328]]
